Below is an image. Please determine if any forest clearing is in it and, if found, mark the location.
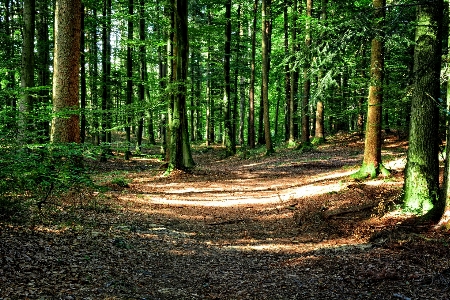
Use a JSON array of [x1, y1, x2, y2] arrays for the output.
[[2, 133, 450, 299]]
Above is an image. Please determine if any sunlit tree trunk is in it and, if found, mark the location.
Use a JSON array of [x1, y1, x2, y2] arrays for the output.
[[51, 0, 81, 143], [314, 0, 327, 143], [352, 0, 389, 179], [19, 0, 35, 144], [403, 0, 443, 218]]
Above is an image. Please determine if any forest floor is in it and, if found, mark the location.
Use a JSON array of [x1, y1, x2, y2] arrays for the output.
[[2, 132, 450, 299]]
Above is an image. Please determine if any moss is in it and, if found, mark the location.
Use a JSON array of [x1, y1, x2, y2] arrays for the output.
[[351, 162, 391, 180]]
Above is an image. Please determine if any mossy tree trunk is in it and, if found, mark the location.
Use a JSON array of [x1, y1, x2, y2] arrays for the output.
[[352, 0, 389, 179], [166, 0, 195, 172], [51, 0, 81, 143], [403, 1, 443, 217]]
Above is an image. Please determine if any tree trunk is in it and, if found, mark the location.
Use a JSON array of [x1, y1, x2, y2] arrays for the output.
[[352, 0, 389, 179], [403, 1, 443, 218], [301, 0, 312, 145], [137, 0, 146, 152], [284, 0, 291, 142], [51, 0, 81, 143], [19, 0, 35, 144], [36, 0, 50, 142], [166, 0, 195, 172], [124, 0, 134, 160], [248, 0, 258, 149], [80, 4, 86, 143], [289, 0, 299, 143], [262, 0, 274, 154], [223, 0, 236, 156]]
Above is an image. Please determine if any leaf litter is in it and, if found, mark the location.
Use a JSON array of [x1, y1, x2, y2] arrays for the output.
[[1, 133, 450, 299]]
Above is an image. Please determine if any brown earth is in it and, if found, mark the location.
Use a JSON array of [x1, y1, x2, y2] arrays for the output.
[[2, 133, 450, 299]]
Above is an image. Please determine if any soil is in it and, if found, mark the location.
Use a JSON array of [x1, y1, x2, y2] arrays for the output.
[[2, 133, 450, 299]]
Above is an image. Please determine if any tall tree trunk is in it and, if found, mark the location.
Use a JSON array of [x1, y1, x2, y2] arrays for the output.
[[80, 4, 86, 143], [262, 0, 274, 154], [90, 7, 100, 146], [19, 0, 35, 144], [51, 0, 81, 143], [124, 0, 134, 160], [314, 0, 327, 143], [36, 0, 50, 141], [137, 0, 146, 152], [233, 4, 241, 146], [101, 0, 112, 160], [289, 0, 299, 143], [283, 0, 291, 141], [248, 0, 258, 148], [352, 0, 389, 179], [166, 0, 195, 172], [223, 0, 236, 156], [301, 0, 312, 145], [403, 0, 443, 218]]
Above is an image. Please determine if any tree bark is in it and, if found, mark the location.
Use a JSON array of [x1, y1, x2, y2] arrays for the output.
[[223, 0, 236, 156], [248, 0, 258, 149], [301, 0, 312, 145], [352, 0, 389, 179], [166, 0, 195, 172], [51, 0, 81, 143], [262, 0, 274, 154], [19, 0, 35, 144], [403, 0, 443, 218]]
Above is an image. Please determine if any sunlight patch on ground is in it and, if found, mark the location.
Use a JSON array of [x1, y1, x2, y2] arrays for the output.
[[221, 240, 372, 254]]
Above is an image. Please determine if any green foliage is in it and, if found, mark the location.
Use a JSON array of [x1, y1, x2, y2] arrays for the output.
[[0, 133, 95, 219]]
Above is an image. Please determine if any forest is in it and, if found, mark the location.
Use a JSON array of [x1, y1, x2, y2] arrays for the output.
[[1, 0, 450, 298]]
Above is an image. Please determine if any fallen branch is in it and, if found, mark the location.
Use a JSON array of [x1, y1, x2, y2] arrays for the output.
[[322, 203, 376, 219]]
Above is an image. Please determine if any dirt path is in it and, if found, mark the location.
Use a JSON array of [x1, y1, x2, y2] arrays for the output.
[[2, 134, 450, 299]]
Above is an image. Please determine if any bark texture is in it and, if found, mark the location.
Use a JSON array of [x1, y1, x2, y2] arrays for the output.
[[403, 1, 443, 217], [51, 0, 81, 143]]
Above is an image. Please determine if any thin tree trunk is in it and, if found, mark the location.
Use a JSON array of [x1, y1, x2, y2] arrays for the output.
[[284, 0, 291, 141], [80, 4, 86, 143], [248, 0, 258, 148], [125, 0, 134, 160], [19, 0, 35, 144], [289, 0, 299, 143], [352, 0, 389, 179], [223, 0, 236, 156], [301, 0, 312, 145], [262, 0, 274, 154]]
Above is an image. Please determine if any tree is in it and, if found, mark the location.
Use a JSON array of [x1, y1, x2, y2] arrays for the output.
[[352, 0, 389, 179], [261, 0, 274, 154], [301, 0, 312, 145], [125, 0, 134, 160], [402, 0, 443, 218], [166, 0, 195, 172], [289, 0, 299, 144], [248, 0, 258, 149], [19, 0, 35, 144], [51, 0, 81, 143], [223, 0, 236, 156]]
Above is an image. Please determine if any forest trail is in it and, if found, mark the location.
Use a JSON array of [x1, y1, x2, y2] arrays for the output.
[[2, 133, 450, 299]]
